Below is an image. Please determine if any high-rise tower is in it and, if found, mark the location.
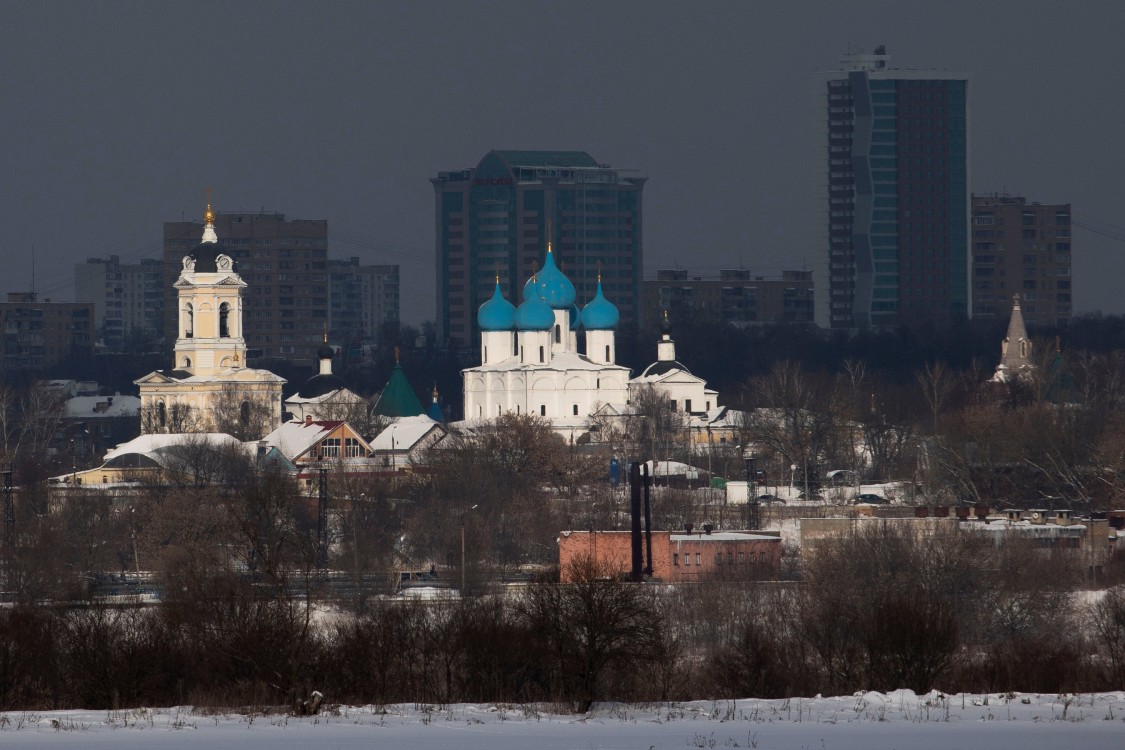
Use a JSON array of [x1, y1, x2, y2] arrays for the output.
[[819, 46, 969, 330], [432, 150, 645, 348]]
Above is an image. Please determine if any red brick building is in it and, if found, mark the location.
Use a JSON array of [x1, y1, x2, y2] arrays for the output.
[[558, 529, 781, 582]]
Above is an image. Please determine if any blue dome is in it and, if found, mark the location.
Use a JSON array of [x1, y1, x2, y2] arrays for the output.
[[524, 250, 575, 309], [514, 292, 553, 330], [570, 303, 582, 329], [581, 281, 620, 330], [477, 282, 516, 331]]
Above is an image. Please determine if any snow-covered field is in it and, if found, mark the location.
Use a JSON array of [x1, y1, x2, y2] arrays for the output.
[[2, 691, 1124, 749]]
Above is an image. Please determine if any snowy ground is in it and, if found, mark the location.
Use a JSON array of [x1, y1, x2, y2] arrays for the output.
[[2, 690, 1124, 748]]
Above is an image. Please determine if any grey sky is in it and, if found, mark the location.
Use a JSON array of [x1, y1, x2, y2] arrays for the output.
[[2, 1, 1123, 325]]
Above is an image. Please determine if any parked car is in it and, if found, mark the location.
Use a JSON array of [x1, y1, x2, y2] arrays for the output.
[[854, 493, 888, 504]]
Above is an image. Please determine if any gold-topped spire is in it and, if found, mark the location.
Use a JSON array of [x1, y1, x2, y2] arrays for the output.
[[546, 217, 553, 254], [203, 186, 214, 225], [596, 259, 602, 284]]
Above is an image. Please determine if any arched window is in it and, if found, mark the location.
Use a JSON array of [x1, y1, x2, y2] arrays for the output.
[[540, 405, 546, 416], [219, 302, 231, 338], [157, 401, 166, 428], [182, 357, 191, 369], [539, 346, 544, 362], [184, 304, 193, 338], [240, 400, 251, 426], [555, 324, 561, 343], [605, 345, 610, 361], [572, 404, 578, 416]]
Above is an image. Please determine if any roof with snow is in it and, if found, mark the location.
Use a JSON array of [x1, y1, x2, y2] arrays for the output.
[[103, 432, 245, 462], [65, 395, 141, 418], [260, 419, 347, 461], [369, 415, 444, 451]]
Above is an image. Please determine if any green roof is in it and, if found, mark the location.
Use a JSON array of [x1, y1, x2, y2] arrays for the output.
[[374, 363, 425, 418], [492, 150, 599, 168]]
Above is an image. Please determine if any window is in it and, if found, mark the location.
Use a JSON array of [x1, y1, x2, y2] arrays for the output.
[[685, 399, 692, 413], [555, 324, 561, 343], [572, 404, 578, 416], [321, 438, 341, 458], [727, 552, 733, 564], [605, 345, 610, 361], [184, 303, 193, 338], [683, 553, 690, 566], [157, 401, 166, 428], [673, 553, 679, 566], [540, 405, 546, 416], [219, 302, 231, 337], [695, 553, 701, 565], [239, 401, 250, 426], [345, 437, 363, 457], [539, 346, 544, 363], [715, 553, 723, 565]]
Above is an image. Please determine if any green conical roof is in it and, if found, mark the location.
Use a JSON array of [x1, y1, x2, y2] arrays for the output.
[[374, 362, 425, 417]]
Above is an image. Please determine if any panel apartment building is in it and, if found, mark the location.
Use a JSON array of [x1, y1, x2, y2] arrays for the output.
[[74, 255, 164, 350], [431, 150, 646, 348], [644, 269, 814, 327], [0, 292, 94, 372], [971, 195, 1072, 326], [820, 46, 969, 330]]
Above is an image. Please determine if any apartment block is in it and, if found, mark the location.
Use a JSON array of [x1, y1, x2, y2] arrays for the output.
[[644, 269, 814, 327], [821, 46, 969, 330], [74, 255, 164, 350], [0, 292, 94, 372], [432, 150, 645, 348], [971, 195, 1072, 326]]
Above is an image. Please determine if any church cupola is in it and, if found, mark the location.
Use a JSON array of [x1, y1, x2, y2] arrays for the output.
[[583, 276, 619, 364], [478, 278, 516, 364]]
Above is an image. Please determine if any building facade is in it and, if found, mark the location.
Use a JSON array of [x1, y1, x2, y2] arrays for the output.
[[0, 293, 94, 372], [163, 211, 329, 364], [820, 46, 969, 330], [432, 150, 646, 348], [75, 255, 164, 350], [328, 256, 399, 349], [971, 195, 1071, 326], [139, 204, 285, 439], [644, 269, 814, 327], [558, 529, 781, 582]]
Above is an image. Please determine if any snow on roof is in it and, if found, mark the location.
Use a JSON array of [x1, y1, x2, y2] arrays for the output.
[[65, 395, 141, 418], [643, 459, 706, 476], [670, 532, 779, 542], [103, 432, 243, 462], [260, 419, 345, 460], [370, 415, 442, 451]]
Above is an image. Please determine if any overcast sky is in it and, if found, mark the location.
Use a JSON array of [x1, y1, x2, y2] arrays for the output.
[[3, 1, 1123, 325]]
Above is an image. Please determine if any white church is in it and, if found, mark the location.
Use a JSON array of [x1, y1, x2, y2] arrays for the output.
[[460, 242, 718, 440]]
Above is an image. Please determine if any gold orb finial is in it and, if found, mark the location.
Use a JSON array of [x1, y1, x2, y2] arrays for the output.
[[203, 186, 215, 224]]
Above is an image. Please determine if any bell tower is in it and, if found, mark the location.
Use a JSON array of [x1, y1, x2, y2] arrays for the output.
[[172, 198, 248, 376]]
